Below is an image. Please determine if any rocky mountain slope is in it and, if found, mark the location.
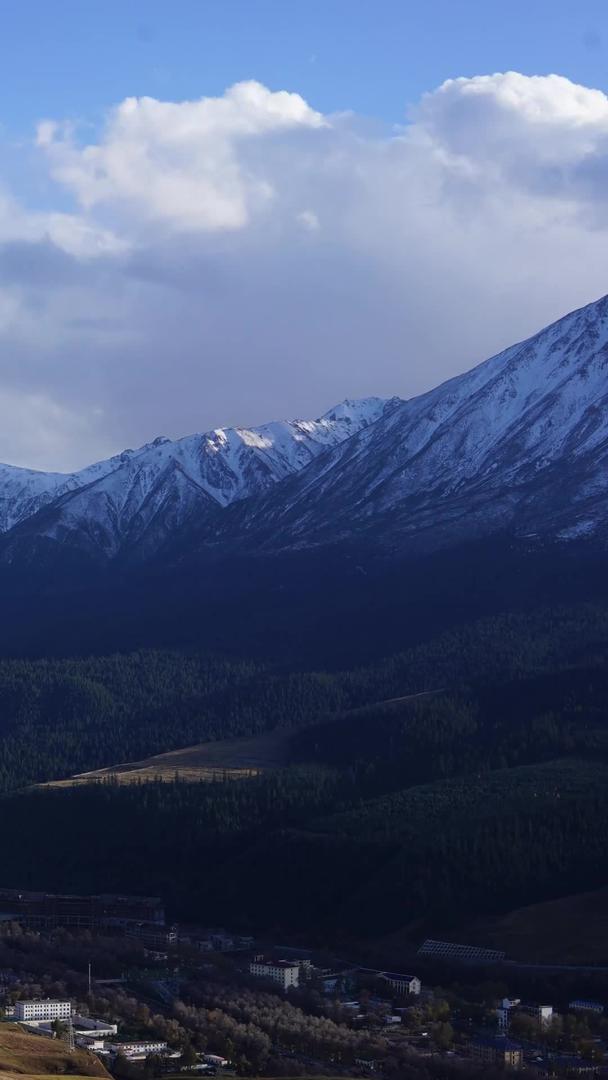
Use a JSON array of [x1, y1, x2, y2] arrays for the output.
[[221, 292, 608, 553], [0, 397, 395, 559], [2, 292, 608, 567]]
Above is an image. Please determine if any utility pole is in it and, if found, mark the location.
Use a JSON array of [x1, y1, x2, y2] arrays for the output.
[[88, 962, 92, 997], [67, 1014, 75, 1054]]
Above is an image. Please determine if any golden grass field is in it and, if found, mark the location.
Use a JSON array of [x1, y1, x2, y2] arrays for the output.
[[37, 729, 292, 789], [0, 1024, 109, 1079], [36, 690, 437, 792]]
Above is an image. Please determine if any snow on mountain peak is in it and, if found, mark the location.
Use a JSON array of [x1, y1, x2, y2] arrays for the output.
[[4, 292, 608, 564], [247, 292, 608, 550], [321, 396, 397, 425], [0, 396, 398, 552]]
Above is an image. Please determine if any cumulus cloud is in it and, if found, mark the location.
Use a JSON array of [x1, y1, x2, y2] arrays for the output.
[[2, 72, 608, 470], [37, 81, 326, 232]]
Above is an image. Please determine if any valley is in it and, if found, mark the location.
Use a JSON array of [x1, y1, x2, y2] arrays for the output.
[[1, 296, 608, 1071]]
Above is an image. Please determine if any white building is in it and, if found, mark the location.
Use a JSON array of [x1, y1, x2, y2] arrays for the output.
[[497, 999, 553, 1030], [496, 998, 520, 1031], [249, 958, 300, 989], [570, 1000, 604, 1015], [15, 1000, 71, 1023], [521, 1003, 554, 1027], [108, 1040, 168, 1059], [73, 1015, 118, 1037], [378, 973, 421, 997], [76, 1036, 108, 1051]]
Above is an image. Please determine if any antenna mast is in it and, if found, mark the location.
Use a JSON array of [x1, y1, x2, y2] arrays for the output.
[[67, 1013, 75, 1054]]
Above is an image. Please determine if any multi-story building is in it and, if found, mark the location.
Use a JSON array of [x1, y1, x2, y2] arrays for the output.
[[520, 1002, 553, 1027], [471, 1035, 523, 1069], [15, 1000, 71, 1023], [249, 958, 300, 989], [378, 972, 421, 997], [496, 998, 521, 1031], [497, 998, 553, 1031]]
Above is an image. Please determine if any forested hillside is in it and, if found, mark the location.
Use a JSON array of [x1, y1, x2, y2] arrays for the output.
[[2, 601, 608, 945], [1, 602, 608, 792]]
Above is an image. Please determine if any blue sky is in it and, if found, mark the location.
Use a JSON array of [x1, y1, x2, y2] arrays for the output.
[[2, 0, 608, 134], [3, 1, 608, 469]]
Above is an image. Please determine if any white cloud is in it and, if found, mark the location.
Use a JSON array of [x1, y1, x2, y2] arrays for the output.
[[37, 80, 326, 232], [296, 209, 320, 231], [3, 73, 608, 469], [0, 386, 111, 472], [411, 71, 608, 214]]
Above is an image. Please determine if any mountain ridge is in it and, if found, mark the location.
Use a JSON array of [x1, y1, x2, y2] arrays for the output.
[[0, 396, 397, 559], [2, 293, 608, 566], [208, 291, 608, 555]]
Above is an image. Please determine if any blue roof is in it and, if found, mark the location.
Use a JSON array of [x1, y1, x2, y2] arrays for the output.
[[473, 1035, 522, 1051]]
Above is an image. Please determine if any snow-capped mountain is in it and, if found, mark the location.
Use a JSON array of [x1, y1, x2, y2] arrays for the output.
[[3, 292, 608, 568], [232, 292, 608, 551], [0, 397, 397, 558]]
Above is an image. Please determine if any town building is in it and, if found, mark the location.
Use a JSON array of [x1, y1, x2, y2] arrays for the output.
[[471, 1035, 523, 1069], [249, 958, 300, 989], [73, 1015, 118, 1037], [497, 998, 553, 1030], [496, 997, 521, 1032], [520, 1003, 553, 1027], [378, 972, 421, 997], [0, 890, 164, 931], [76, 1036, 107, 1051], [569, 999, 604, 1014], [125, 921, 178, 950], [108, 1040, 168, 1059], [15, 1000, 71, 1023]]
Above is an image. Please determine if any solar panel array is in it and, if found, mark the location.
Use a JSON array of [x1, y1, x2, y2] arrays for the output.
[[417, 939, 506, 964]]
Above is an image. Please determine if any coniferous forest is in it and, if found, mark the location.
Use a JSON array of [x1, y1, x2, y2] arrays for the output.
[[3, 600, 608, 944]]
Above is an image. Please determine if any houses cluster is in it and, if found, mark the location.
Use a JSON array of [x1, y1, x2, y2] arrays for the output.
[[247, 956, 423, 1012], [468, 994, 608, 1072], [196, 930, 255, 953], [497, 997, 555, 1031], [11, 998, 176, 1062]]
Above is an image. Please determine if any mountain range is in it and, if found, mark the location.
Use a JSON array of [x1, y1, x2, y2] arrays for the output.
[[3, 293, 608, 571], [0, 397, 396, 561]]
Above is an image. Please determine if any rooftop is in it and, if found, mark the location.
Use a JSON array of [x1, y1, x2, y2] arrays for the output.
[[18, 998, 71, 1005], [473, 1035, 523, 1051], [380, 972, 418, 981], [252, 959, 299, 969]]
